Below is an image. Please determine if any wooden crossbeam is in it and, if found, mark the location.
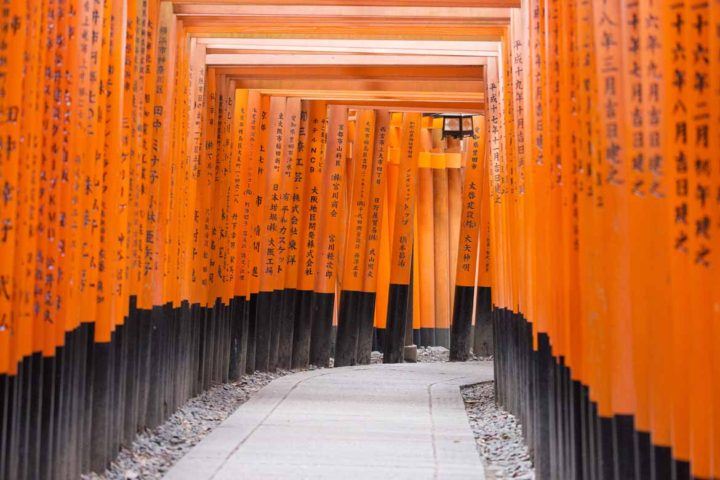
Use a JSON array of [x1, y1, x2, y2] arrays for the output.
[[174, 4, 512, 22], [228, 78, 484, 93], [213, 65, 485, 80], [338, 100, 482, 110], [330, 102, 483, 113], [197, 38, 499, 51], [183, 24, 508, 40], [204, 44, 498, 57], [206, 53, 487, 65], [254, 88, 483, 101], [172, 0, 520, 7]]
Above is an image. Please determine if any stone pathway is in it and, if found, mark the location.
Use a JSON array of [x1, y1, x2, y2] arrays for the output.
[[165, 362, 493, 479]]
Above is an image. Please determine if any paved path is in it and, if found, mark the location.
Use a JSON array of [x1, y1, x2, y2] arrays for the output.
[[165, 361, 492, 480]]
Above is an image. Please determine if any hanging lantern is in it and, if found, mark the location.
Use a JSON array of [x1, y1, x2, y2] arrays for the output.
[[431, 113, 474, 140]]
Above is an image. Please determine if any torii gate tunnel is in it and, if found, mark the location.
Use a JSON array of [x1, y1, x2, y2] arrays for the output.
[[0, 1, 718, 479]]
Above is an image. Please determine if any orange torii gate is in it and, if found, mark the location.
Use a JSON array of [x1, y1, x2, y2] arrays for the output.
[[0, 1, 719, 479]]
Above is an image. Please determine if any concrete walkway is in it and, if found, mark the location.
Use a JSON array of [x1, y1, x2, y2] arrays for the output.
[[165, 361, 492, 480]]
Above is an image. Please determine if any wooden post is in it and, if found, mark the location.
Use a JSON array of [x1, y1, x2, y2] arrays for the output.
[[432, 160, 451, 348], [449, 116, 487, 360], [240, 91, 263, 374], [255, 96, 285, 372], [227, 88, 250, 380], [356, 110, 391, 364], [309, 105, 348, 367], [383, 112, 421, 364], [276, 97, 302, 370], [293, 101, 327, 369], [336, 110, 376, 367]]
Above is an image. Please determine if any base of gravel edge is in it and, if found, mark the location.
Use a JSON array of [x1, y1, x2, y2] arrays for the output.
[[462, 381, 535, 480], [81, 369, 300, 480]]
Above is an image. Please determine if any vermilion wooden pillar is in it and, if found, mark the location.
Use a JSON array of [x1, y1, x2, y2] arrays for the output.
[[383, 113, 421, 364], [356, 111, 391, 364], [449, 116, 487, 361], [310, 105, 348, 367], [336, 110, 376, 367]]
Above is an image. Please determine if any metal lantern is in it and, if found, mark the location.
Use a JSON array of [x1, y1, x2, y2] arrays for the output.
[[435, 113, 474, 140]]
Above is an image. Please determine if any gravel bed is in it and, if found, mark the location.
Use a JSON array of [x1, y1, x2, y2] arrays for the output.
[[82, 370, 293, 480], [371, 346, 493, 363], [462, 382, 535, 479]]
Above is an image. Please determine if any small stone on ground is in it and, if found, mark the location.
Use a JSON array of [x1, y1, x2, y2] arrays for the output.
[[462, 382, 535, 479]]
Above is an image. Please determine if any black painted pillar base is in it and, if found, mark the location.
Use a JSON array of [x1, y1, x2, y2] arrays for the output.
[[254, 291, 273, 372], [383, 283, 410, 364], [435, 328, 450, 348], [673, 458, 691, 480], [635, 429, 652, 480], [90, 341, 112, 472], [291, 289, 313, 369], [372, 327, 385, 353], [473, 287, 492, 356], [335, 290, 360, 367], [268, 290, 284, 372], [228, 296, 248, 380], [309, 292, 335, 367], [40, 355, 56, 479], [410, 329, 419, 347], [613, 415, 637, 479], [277, 289, 297, 370], [449, 285, 474, 361], [355, 292, 376, 365], [144, 305, 163, 429], [246, 294, 257, 374], [418, 328, 434, 347], [652, 445, 672, 480]]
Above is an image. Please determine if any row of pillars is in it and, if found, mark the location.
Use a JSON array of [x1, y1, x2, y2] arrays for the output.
[[0, 0, 494, 472]]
